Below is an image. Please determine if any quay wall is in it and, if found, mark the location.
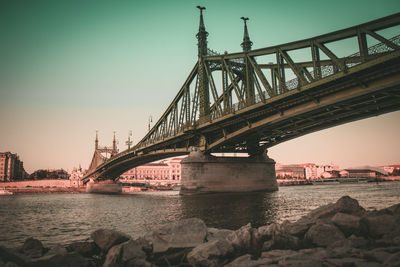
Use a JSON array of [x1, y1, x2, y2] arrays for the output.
[[1, 179, 72, 188]]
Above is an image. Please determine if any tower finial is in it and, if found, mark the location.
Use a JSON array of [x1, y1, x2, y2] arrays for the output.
[[241, 17, 253, 51], [196, 6, 208, 58], [95, 130, 99, 150]]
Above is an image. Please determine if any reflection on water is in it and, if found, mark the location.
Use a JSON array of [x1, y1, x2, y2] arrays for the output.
[[0, 182, 399, 248], [180, 192, 279, 229]]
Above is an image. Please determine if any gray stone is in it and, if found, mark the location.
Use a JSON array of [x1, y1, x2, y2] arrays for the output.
[[21, 237, 46, 258], [257, 223, 282, 241], [360, 214, 398, 238], [187, 239, 234, 267], [103, 239, 149, 267], [305, 223, 345, 247], [226, 223, 258, 254], [325, 257, 380, 267], [261, 232, 300, 251], [383, 251, 400, 267], [46, 244, 68, 256], [32, 252, 90, 267], [260, 249, 299, 262], [103, 242, 124, 267], [4, 262, 19, 267], [278, 258, 323, 267], [144, 218, 207, 253], [331, 212, 361, 236], [66, 241, 98, 257], [90, 229, 130, 252], [0, 246, 29, 266], [206, 228, 234, 242], [348, 234, 371, 249], [363, 248, 392, 263], [224, 250, 298, 267]]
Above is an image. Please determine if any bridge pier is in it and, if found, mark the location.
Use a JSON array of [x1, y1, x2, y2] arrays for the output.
[[180, 147, 278, 195]]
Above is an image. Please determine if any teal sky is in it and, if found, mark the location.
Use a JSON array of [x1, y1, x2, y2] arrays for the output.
[[1, 0, 399, 173]]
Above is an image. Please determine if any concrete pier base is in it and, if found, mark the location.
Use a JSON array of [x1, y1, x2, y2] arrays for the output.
[[86, 180, 122, 194], [180, 148, 278, 195]]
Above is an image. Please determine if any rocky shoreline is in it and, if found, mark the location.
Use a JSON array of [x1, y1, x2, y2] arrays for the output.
[[1, 196, 399, 266]]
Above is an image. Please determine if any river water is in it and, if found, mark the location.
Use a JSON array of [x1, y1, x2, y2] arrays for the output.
[[1, 182, 399, 248]]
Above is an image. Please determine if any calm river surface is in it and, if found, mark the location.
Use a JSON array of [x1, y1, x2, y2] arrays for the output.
[[1, 182, 399, 248]]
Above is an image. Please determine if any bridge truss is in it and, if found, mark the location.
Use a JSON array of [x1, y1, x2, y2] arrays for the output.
[[83, 12, 400, 181]]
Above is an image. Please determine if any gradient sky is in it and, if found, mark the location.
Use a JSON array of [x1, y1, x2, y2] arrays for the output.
[[1, 0, 399, 173]]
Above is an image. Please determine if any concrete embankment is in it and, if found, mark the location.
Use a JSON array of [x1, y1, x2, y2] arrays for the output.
[[1, 179, 85, 194], [1, 196, 399, 266]]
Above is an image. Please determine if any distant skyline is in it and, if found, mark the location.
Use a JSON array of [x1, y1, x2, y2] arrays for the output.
[[1, 0, 399, 173]]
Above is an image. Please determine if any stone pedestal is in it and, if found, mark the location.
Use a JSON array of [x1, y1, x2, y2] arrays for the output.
[[180, 148, 278, 195]]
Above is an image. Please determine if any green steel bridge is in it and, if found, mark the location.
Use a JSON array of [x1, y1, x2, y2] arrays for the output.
[[82, 10, 400, 182]]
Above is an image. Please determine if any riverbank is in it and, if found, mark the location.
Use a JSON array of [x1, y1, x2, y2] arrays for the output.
[[0, 195, 399, 266]]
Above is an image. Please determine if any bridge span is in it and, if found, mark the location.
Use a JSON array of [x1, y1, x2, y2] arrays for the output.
[[83, 11, 400, 194]]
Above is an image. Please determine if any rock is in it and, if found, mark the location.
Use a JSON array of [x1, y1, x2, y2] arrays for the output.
[[66, 241, 98, 257], [32, 252, 90, 267], [305, 223, 345, 247], [0, 246, 30, 266], [121, 239, 147, 264], [103, 242, 124, 267], [360, 214, 398, 238], [144, 218, 207, 253], [383, 251, 400, 267], [278, 258, 323, 267], [103, 239, 149, 267], [187, 239, 234, 267], [363, 248, 393, 263], [225, 250, 299, 267], [4, 262, 19, 267], [46, 244, 68, 256], [331, 212, 361, 236], [257, 223, 282, 241], [324, 257, 379, 267], [387, 203, 400, 216], [90, 229, 130, 252], [348, 234, 371, 249], [226, 223, 259, 254], [261, 233, 300, 251], [21, 237, 46, 258], [206, 228, 234, 242]]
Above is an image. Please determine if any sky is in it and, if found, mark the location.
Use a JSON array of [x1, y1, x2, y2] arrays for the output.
[[0, 0, 399, 173]]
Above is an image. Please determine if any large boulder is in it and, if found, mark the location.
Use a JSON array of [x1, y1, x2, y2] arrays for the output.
[[226, 223, 259, 255], [206, 228, 234, 242], [331, 212, 361, 236], [305, 223, 345, 247], [144, 218, 207, 253], [66, 241, 98, 257], [20, 237, 47, 258], [187, 239, 234, 267], [295, 196, 365, 228], [31, 252, 90, 267], [360, 214, 399, 238], [90, 229, 130, 253], [103, 239, 150, 267]]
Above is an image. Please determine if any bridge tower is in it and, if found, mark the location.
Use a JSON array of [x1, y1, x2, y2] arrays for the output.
[[87, 131, 119, 175], [196, 6, 210, 123], [241, 17, 255, 107]]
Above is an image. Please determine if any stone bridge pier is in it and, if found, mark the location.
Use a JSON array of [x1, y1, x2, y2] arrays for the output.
[[180, 147, 278, 195]]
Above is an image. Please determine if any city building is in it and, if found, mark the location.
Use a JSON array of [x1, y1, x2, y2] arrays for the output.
[[275, 164, 305, 179], [341, 167, 388, 178], [380, 165, 400, 175], [120, 158, 183, 181], [29, 169, 70, 180], [300, 163, 339, 179], [69, 167, 85, 187], [0, 152, 28, 182]]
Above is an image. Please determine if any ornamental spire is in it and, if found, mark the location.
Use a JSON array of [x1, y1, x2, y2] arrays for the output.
[[241, 17, 253, 52], [196, 6, 208, 58]]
